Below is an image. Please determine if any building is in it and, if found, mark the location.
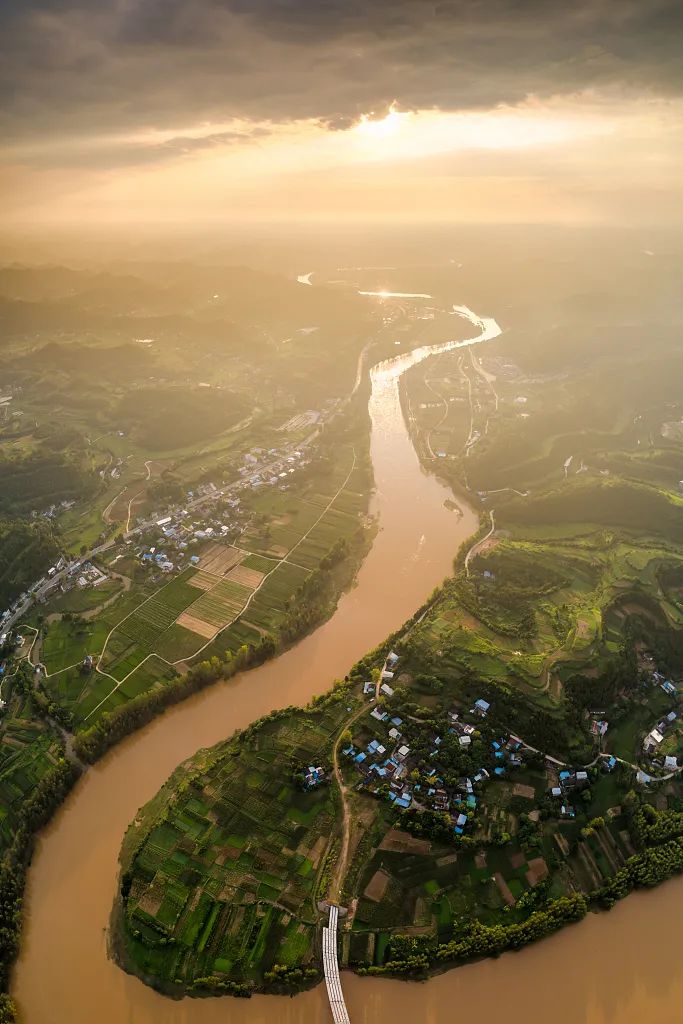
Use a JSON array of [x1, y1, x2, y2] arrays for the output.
[[304, 766, 325, 789], [644, 728, 664, 751]]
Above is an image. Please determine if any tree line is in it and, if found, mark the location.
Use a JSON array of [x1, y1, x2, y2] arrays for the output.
[[358, 894, 588, 976], [0, 757, 80, 1022]]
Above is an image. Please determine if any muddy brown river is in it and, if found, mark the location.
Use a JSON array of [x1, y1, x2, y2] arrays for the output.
[[14, 308, 682, 1024]]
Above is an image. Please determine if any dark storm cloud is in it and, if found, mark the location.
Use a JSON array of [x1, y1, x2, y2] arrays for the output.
[[1, 0, 682, 153]]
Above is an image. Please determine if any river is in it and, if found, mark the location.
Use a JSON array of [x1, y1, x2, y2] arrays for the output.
[[14, 304, 681, 1024]]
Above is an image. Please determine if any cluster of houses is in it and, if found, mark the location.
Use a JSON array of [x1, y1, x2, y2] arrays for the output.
[[302, 765, 326, 790], [1, 552, 106, 625], [238, 446, 310, 492], [136, 503, 243, 574], [653, 670, 677, 698], [643, 706, 680, 772], [347, 671, 529, 836], [643, 711, 678, 755], [549, 767, 590, 818], [30, 498, 75, 521], [345, 716, 413, 808], [642, 667, 679, 765], [0, 417, 324, 634], [74, 562, 108, 589]]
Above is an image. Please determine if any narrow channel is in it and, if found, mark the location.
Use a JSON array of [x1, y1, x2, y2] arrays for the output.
[[15, 306, 679, 1024]]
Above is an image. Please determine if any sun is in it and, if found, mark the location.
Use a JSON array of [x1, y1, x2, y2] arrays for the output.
[[355, 104, 408, 140]]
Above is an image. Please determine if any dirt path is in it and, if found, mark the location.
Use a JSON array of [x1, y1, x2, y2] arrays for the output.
[[464, 509, 496, 577], [423, 357, 450, 459], [327, 702, 368, 905]]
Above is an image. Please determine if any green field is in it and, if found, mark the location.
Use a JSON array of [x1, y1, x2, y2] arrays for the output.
[[116, 692, 353, 990], [187, 578, 253, 627]]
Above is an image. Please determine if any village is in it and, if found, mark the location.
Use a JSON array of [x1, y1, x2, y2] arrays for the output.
[[337, 649, 683, 847], [0, 438, 315, 630], [343, 654, 587, 841]]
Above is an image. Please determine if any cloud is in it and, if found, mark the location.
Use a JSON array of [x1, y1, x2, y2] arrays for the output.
[[1, 0, 682, 161]]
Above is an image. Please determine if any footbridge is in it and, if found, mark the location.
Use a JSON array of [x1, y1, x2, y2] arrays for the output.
[[322, 905, 351, 1024]]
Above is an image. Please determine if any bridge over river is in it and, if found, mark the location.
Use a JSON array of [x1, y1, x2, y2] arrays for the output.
[[322, 905, 351, 1024]]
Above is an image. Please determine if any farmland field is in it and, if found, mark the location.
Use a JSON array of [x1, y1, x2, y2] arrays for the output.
[[116, 691, 352, 989], [244, 563, 310, 631], [117, 572, 201, 645], [186, 578, 254, 628]]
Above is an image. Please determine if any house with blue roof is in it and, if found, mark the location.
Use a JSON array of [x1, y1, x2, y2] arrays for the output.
[[303, 766, 325, 789]]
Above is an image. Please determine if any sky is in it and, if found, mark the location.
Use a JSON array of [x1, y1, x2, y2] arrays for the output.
[[2, 0, 682, 226]]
